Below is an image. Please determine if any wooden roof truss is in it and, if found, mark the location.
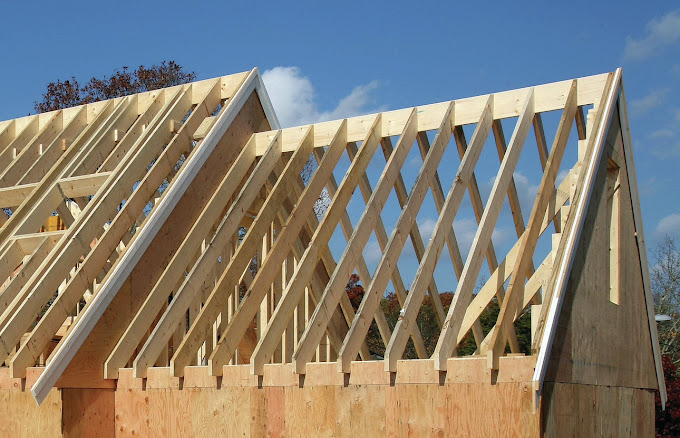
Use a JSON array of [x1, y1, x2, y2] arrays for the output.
[[0, 68, 663, 407]]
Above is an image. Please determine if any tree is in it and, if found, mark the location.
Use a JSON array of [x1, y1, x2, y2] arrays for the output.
[[656, 354, 680, 437], [34, 61, 196, 113], [652, 235, 680, 364]]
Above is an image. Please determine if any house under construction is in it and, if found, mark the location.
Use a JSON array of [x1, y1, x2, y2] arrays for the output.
[[0, 68, 664, 436]]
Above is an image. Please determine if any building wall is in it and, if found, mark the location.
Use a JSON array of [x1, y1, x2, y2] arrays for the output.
[[541, 108, 658, 436], [113, 359, 539, 438]]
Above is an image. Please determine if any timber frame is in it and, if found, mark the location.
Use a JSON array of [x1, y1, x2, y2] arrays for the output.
[[0, 67, 663, 437]]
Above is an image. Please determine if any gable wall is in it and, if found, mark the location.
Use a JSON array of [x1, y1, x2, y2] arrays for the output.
[[544, 107, 657, 390]]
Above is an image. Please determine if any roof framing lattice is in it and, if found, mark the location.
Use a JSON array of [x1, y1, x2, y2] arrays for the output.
[[0, 67, 664, 409]]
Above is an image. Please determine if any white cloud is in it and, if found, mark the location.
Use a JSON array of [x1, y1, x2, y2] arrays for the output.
[[453, 217, 478, 257], [449, 217, 512, 259], [649, 128, 675, 139], [511, 171, 540, 215], [629, 89, 670, 117], [656, 213, 680, 236], [624, 9, 680, 61], [262, 66, 382, 128], [362, 240, 383, 265], [556, 169, 570, 187], [418, 217, 438, 241]]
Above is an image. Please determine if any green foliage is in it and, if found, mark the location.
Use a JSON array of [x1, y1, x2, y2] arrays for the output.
[[357, 289, 533, 359]]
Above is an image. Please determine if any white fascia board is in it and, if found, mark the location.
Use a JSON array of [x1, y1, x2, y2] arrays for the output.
[[531, 68, 622, 408]]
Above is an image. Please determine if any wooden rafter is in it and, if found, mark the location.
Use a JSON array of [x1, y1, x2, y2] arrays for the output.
[[0, 69, 660, 412]]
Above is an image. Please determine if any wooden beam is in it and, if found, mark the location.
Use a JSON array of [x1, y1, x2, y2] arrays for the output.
[[292, 109, 420, 373], [17, 106, 89, 186], [169, 127, 313, 377], [0, 111, 64, 188], [128, 130, 282, 377], [342, 140, 428, 358], [617, 79, 666, 406], [0, 89, 191, 368], [485, 81, 577, 369], [531, 70, 619, 407], [336, 102, 455, 372], [383, 96, 494, 372], [249, 114, 384, 375], [102, 135, 257, 378], [32, 70, 260, 404], [251, 73, 610, 156], [431, 89, 535, 371], [456, 173, 572, 343], [207, 122, 348, 374]]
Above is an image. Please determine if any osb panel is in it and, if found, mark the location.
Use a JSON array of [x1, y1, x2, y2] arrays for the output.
[[546, 109, 657, 390]]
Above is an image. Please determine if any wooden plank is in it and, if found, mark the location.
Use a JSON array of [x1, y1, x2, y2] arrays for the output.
[[293, 109, 420, 373], [308, 150, 388, 360], [337, 102, 455, 372], [129, 130, 283, 378], [0, 240, 24, 285], [18, 106, 89, 185], [170, 127, 314, 377], [0, 237, 55, 318], [103, 135, 258, 378], [383, 96, 494, 372], [342, 139, 428, 357], [484, 81, 577, 369], [62, 389, 115, 438], [207, 122, 347, 374], [0, 111, 64, 188], [531, 71, 619, 405], [2, 87, 193, 372], [456, 174, 572, 342], [0, 116, 40, 176], [431, 89, 535, 370], [249, 114, 383, 374], [617, 83, 666, 405], [252, 73, 609, 155], [32, 71, 259, 404]]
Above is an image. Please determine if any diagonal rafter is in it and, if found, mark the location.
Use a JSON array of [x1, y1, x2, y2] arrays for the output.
[[383, 95, 495, 371], [249, 114, 385, 374], [168, 126, 315, 377], [292, 108, 422, 373], [484, 80, 577, 369], [131, 129, 285, 377], [430, 89, 536, 370], [103, 134, 259, 378]]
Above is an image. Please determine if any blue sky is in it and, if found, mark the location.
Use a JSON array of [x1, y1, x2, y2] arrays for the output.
[[0, 1, 678, 289]]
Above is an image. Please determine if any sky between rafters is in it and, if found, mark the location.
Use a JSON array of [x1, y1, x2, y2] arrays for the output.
[[0, 1, 678, 291]]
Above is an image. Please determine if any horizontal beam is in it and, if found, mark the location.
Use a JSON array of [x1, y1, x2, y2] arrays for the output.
[[0, 173, 112, 207], [253, 73, 609, 155]]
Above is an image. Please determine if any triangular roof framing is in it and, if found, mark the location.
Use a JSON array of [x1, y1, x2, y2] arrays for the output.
[[0, 67, 663, 408]]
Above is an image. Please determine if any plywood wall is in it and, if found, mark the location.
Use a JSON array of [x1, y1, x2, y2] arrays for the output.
[[114, 359, 540, 437], [545, 109, 657, 390]]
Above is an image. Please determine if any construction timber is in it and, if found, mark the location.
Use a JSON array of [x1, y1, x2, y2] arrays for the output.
[[0, 68, 663, 436]]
